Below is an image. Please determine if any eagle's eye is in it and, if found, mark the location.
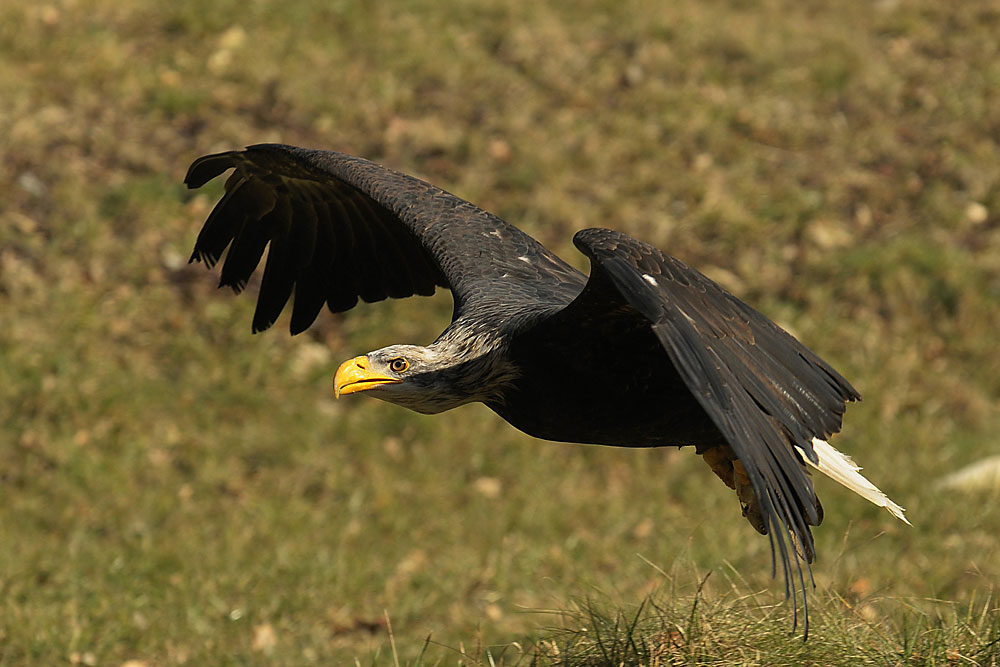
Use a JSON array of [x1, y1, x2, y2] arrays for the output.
[[389, 357, 409, 373]]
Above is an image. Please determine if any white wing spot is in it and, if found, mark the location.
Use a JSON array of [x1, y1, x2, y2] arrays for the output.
[[489, 230, 502, 239], [518, 256, 531, 263], [642, 274, 659, 287]]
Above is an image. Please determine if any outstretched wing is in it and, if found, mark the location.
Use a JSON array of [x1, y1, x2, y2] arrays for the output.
[[185, 144, 585, 333], [564, 227, 860, 629]]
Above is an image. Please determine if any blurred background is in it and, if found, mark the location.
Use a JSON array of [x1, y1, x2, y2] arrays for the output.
[[2, 0, 998, 663]]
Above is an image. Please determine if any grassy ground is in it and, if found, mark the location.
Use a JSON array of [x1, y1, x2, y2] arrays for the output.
[[2, 0, 1000, 663]]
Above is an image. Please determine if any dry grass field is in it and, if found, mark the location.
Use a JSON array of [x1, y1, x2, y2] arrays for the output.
[[2, 0, 999, 663]]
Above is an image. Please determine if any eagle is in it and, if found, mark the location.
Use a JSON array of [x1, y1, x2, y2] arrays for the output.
[[184, 143, 907, 633]]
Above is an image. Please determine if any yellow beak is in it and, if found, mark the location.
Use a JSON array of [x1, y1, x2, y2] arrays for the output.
[[333, 356, 402, 398]]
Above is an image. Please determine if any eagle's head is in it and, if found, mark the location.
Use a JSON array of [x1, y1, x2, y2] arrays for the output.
[[333, 338, 517, 414]]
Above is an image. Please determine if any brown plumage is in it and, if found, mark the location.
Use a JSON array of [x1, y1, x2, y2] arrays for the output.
[[185, 143, 906, 635]]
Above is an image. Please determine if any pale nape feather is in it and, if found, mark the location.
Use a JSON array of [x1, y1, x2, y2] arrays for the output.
[[796, 438, 910, 525]]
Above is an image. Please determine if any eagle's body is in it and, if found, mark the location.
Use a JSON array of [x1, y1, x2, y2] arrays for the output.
[[185, 143, 907, 633], [497, 307, 723, 447]]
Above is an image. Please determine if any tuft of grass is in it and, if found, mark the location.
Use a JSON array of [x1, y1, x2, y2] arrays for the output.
[[528, 579, 1000, 666]]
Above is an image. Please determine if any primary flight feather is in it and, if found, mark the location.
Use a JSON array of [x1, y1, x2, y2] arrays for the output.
[[185, 143, 907, 634]]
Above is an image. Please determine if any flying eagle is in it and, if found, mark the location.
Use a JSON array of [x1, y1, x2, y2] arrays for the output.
[[185, 143, 907, 632]]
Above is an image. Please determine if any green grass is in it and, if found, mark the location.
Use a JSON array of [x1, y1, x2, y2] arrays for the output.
[[2, 0, 1000, 663], [532, 585, 1000, 666]]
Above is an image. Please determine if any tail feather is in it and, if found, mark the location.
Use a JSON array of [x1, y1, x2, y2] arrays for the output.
[[796, 438, 910, 525]]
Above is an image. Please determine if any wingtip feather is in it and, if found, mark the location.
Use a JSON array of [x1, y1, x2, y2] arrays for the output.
[[185, 151, 240, 189]]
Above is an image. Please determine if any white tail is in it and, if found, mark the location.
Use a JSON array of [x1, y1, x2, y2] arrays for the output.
[[796, 438, 910, 525]]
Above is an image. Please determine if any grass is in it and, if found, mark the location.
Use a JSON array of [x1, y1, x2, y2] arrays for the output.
[[2, 0, 1000, 663], [532, 586, 1000, 666]]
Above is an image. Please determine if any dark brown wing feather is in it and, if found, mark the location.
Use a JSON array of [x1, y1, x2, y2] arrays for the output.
[[559, 227, 860, 632], [185, 144, 585, 333]]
